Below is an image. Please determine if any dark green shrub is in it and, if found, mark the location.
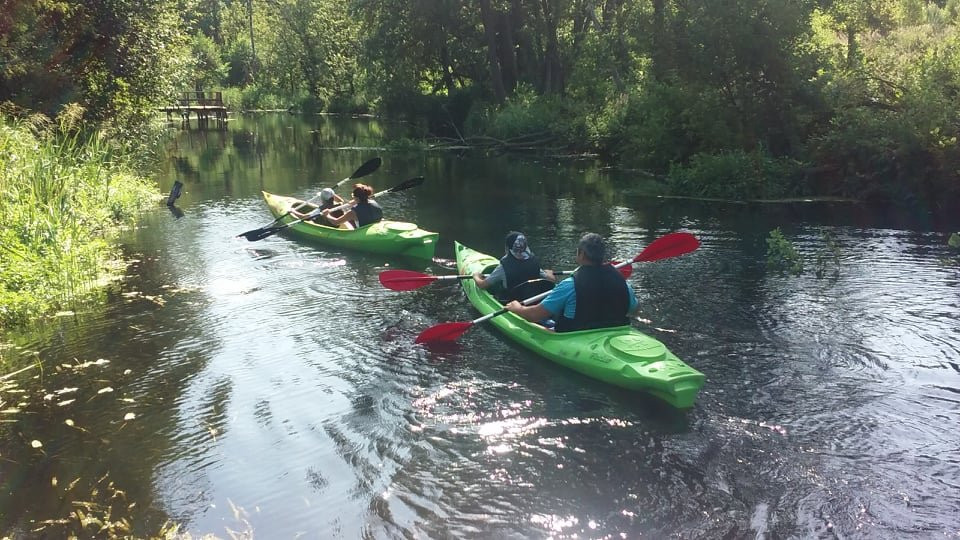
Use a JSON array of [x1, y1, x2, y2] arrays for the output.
[[667, 150, 805, 200], [326, 94, 371, 114]]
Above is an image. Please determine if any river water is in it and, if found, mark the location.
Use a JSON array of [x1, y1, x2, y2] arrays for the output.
[[1, 114, 958, 538]]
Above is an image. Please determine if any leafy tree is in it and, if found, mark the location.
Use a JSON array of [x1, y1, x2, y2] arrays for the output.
[[0, 0, 191, 125]]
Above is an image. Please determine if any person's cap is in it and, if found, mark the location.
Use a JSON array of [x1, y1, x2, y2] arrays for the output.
[[320, 188, 335, 202], [505, 231, 531, 260]]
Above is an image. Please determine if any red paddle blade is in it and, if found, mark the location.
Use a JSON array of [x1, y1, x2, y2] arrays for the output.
[[635, 232, 700, 263], [415, 322, 473, 343], [609, 261, 633, 278], [379, 269, 436, 291]]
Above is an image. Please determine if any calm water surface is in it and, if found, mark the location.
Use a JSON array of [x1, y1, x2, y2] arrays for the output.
[[2, 114, 959, 538]]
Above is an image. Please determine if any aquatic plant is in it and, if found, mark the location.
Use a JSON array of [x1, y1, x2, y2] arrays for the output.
[[0, 106, 159, 327], [814, 229, 842, 278], [765, 228, 804, 276]]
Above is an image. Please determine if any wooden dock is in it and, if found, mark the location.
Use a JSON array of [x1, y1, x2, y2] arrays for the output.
[[160, 91, 227, 127]]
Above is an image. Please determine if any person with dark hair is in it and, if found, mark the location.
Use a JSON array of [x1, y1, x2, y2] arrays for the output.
[[506, 232, 638, 332], [321, 183, 383, 228], [473, 231, 556, 302]]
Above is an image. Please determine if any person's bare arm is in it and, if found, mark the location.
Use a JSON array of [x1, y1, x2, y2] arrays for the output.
[[322, 207, 356, 226], [505, 301, 553, 322]]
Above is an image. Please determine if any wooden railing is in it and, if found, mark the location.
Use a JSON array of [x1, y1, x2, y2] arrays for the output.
[[177, 91, 224, 107]]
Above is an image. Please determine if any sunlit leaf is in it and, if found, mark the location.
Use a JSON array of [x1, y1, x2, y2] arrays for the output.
[[65, 419, 75, 426], [123, 412, 136, 421], [949, 232, 960, 248]]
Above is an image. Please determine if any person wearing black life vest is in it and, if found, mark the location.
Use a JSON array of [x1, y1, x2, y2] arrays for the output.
[[321, 183, 383, 228], [506, 232, 638, 332], [473, 231, 556, 303]]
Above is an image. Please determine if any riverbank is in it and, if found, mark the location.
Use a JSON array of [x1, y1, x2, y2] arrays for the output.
[[0, 108, 161, 329]]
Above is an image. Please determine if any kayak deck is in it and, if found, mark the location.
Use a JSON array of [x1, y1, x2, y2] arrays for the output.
[[262, 191, 438, 259], [454, 241, 705, 408]]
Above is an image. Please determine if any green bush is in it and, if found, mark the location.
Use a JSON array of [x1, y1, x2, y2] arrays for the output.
[[298, 95, 325, 115], [667, 150, 805, 200], [219, 85, 299, 111], [326, 94, 371, 114], [587, 83, 696, 170]]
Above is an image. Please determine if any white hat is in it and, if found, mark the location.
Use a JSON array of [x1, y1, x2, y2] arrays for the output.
[[320, 188, 335, 202]]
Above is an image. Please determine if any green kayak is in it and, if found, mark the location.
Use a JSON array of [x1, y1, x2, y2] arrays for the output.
[[262, 191, 438, 259], [455, 241, 705, 409]]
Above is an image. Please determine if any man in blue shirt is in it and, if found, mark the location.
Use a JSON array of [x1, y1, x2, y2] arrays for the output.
[[506, 232, 638, 332]]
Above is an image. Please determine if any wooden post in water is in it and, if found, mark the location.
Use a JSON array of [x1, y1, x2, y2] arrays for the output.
[[167, 181, 184, 206]]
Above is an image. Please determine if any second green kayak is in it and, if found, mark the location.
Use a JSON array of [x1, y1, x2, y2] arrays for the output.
[[455, 241, 705, 409], [262, 191, 438, 259]]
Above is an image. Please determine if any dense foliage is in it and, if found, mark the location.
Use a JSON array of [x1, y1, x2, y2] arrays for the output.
[[0, 108, 158, 326], [0, 0, 960, 200], [2, 0, 958, 203]]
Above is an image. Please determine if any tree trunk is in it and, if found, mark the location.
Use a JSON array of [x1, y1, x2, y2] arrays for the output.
[[479, 0, 507, 103], [651, 0, 666, 79], [440, 40, 457, 95], [247, 0, 257, 83], [539, 0, 564, 95], [499, 11, 519, 93], [603, 0, 626, 91], [511, 0, 535, 89], [846, 23, 858, 68]]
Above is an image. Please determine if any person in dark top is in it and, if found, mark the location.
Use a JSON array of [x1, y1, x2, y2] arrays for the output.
[[321, 183, 383, 228], [473, 231, 556, 302], [313, 188, 350, 228], [506, 232, 638, 332]]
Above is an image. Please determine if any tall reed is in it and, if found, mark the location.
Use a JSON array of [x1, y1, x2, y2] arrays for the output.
[[0, 105, 159, 326]]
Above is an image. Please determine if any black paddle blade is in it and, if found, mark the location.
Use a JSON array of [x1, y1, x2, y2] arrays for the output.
[[237, 227, 270, 240], [387, 176, 425, 193], [242, 225, 285, 241], [352, 157, 382, 179]]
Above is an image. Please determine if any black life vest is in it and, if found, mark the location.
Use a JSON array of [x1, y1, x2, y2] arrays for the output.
[[353, 200, 383, 227], [498, 253, 548, 302], [555, 265, 630, 332]]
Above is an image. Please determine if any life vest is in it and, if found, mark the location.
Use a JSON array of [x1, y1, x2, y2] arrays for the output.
[[353, 200, 383, 227], [498, 253, 548, 302], [555, 265, 629, 332]]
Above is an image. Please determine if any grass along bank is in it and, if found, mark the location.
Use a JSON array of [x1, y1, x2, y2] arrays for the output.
[[0, 106, 160, 327]]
